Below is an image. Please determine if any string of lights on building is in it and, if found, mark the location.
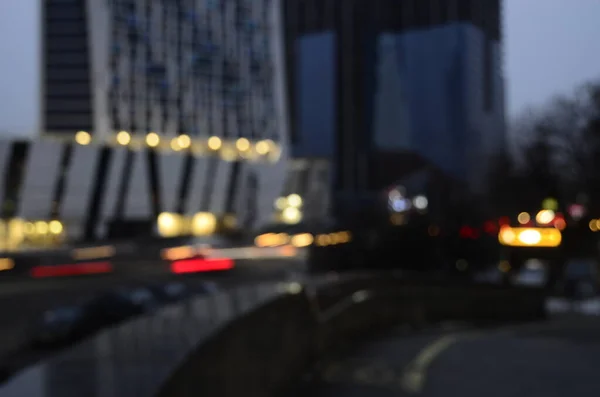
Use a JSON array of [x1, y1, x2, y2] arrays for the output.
[[62, 130, 282, 163]]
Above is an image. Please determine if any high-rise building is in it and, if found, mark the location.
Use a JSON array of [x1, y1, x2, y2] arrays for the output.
[[0, 0, 291, 244], [282, 0, 506, 198], [42, 0, 282, 141]]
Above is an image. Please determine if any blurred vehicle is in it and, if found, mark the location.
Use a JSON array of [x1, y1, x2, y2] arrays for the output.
[[27, 280, 220, 350], [29, 287, 157, 349], [498, 208, 566, 286], [512, 260, 548, 287], [330, 186, 501, 277], [473, 268, 503, 284], [148, 282, 189, 304], [32, 305, 85, 348], [563, 259, 597, 300], [253, 220, 354, 273]]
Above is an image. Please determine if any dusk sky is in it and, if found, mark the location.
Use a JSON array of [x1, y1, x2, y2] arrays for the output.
[[505, 0, 600, 116], [1, 0, 599, 135]]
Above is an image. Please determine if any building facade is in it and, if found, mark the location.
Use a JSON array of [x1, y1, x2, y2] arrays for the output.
[[43, 0, 283, 141], [0, 0, 292, 246], [283, 0, 506, 198]]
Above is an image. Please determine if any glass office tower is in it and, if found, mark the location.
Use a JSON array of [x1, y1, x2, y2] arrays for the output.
[[283, 0, 506, 196]]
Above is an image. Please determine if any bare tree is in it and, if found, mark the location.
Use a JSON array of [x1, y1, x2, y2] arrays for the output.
[[485, 109, 561, 215], [495, 80, 600, 213], [535, 81, 600, 213], [575, 82, 600, 212]]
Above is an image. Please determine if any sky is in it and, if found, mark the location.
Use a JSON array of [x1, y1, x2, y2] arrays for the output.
[[505, 0, 600, 116], [0, 0, 599, 136]]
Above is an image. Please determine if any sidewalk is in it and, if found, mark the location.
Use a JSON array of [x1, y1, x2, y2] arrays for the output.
[[293, 314, 600, 397]]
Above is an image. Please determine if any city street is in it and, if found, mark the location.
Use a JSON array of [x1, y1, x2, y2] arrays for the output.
[[0, 257, 302, 364]]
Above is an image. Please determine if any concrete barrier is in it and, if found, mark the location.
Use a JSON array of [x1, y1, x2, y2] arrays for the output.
[[157, 292, 317, 397], [156, 275, 546, 397]]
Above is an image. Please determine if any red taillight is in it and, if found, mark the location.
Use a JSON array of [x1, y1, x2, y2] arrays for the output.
[[484, 221, 497, 234], [554, 218, 567, 230], [30, 261, 113, 278], [170, 258, 234, 274], [459, 226, 472, 238], [459, 226, 480, 239], [499, 216, 510, 226]]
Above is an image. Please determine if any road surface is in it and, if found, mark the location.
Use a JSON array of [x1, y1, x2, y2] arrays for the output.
[[295, 312, 600, 397], [0, 258, 302, 363]]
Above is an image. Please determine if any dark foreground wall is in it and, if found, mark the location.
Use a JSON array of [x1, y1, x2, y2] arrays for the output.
[[157, 275, 546, 397]]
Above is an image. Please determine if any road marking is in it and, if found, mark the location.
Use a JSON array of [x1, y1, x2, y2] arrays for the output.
[[400, 335, 459, 394]]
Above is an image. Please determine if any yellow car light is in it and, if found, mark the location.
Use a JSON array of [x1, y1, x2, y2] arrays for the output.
[[498, 227, 561, 247]]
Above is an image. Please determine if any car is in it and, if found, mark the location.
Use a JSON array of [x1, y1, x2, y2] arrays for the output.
[[148, 282, 189, 304], [31, 305, 85, 348]]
